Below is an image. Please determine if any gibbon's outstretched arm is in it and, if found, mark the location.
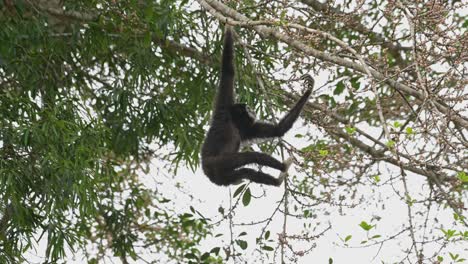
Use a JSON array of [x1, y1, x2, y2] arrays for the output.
[[241, 88, 312, 140], [276, 88, 311, 134], [214, 26, 235, 112]]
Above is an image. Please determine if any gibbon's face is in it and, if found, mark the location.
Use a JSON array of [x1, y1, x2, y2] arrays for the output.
[[232, 103, 256, 123]]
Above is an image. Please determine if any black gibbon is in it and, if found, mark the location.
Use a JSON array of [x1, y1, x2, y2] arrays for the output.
[[201, 26, 313, 186]]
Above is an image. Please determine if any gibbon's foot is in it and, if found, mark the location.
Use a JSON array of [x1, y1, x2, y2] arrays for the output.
[[282, 157, 294, 172], [277, 157, 294, 185]]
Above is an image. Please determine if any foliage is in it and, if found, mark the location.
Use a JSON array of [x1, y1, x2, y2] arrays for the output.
[[0, 0, 218, 262]]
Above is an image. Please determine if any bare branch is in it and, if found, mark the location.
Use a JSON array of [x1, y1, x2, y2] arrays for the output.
[[299, 0, 411, 66]]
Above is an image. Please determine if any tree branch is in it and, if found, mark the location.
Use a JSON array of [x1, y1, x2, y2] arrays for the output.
[[299, 0, 411, 67], [198, 0, 468, 129]]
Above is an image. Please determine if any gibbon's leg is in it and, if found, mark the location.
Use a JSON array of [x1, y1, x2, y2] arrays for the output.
[[226, 168, 283, 186], [241, 89, 312, 141], [205, 152, 286, 171]]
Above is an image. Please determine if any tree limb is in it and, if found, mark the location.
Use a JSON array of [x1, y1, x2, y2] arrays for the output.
[[198, 0, 468, 129]]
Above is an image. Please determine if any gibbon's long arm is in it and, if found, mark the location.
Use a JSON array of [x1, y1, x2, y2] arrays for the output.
[[276, 89, 311, 133], [214, 26, 235, 111], [242, 89, 312, 140]]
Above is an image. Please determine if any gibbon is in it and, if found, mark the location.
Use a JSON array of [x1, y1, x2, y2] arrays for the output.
[[201, 26, 313, 186]]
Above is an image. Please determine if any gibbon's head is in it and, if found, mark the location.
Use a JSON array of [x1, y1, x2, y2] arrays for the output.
[[231, 103, 256, 126]]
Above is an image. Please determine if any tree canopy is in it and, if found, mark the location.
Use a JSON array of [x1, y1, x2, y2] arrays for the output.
[[1, 0, 467, 263]]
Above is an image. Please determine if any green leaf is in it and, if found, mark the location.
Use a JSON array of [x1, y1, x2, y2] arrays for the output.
[[386, 140, 395, 148], [301, 144, 315, 153], [238, 232, 247, 237], [449, 252, 459, 261], [344, 235, 352, 242], [265, 231, 270, 240], [457, 171, 468, 183], [373, 175, 381, 183], [242, 188, 251, 206], [210, 247, 220, 255], [22, 129, 30, 145], [143, 32, 152, 48], [464, 19, 468, 29], [233, 184, 246, 198], [406, 194, 414, 206], [334, 81, 345, 95], [345, 126, 356, 135], [184, 253, 197, 259], [359, 221, 374, 231], [262, 246, 274, 251], [236, 240, 248, 250], [200, 252, 210, 260], [393, 121, 402, 128], [350, 77, 361, 89], [329, 257, 333, 264], [406, 127, 413, 135], [442, 229, 457, 239], [319, 149, 328, 156], [437, 256, 443, 262], [280, 10, 287, 21], [218, 206, 224, 215]]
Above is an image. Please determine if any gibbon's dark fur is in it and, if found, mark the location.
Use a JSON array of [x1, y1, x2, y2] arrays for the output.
[[201, 26, 312, 186]]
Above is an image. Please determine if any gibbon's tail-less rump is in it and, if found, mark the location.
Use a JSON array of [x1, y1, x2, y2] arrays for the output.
[[201, 26, 314, 187]]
